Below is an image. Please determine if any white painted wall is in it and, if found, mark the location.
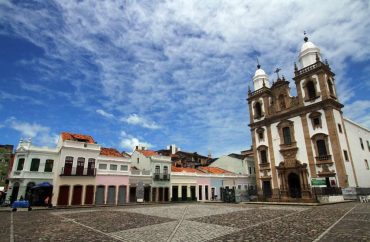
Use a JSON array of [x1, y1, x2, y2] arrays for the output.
[[344, 118, 370, 188], [209, 155, 246, 175], [333, 111, 356, 187]]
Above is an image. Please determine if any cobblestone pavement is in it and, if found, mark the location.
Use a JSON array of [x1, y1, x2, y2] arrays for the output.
[[0, 202, 368, 242]]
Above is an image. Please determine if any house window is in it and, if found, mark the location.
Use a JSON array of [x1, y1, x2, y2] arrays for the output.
[[306, 80, 316, 99], [137, 158, 139, 164], [365, 159, 369, 170], [76, 157, 85, 175], [282, 127, 292, 145], [254, 101, 262, 119], [163, 166, 168, 174], [30, 158, 40, 171], [367, 140, 370, 152], [249, 167, 252, 174], [155, 165, 160, 174], [98, 164, 107, 170], [260, 150, 268, 163], [313, 118, 320, 126], [16, 158, 25, 171], [338, 124, 342, 133], [360, 138, 364, 150], [120, 165, 128, 171], [316, 139, 328, 156], [110, 164, 118, 171], [44, 159, 54, 172], [343, 150, 349, 162]]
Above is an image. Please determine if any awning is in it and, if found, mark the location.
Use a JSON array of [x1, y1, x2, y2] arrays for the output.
[[31, 182, 53, 189]]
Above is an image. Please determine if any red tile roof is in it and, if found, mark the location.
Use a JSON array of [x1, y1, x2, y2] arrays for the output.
[[198, 166, 232, 174], [61, 132, 95, 144], [137, 150, 159, 157], [100, 148, 123, 157], [171, 166, 204, 173]]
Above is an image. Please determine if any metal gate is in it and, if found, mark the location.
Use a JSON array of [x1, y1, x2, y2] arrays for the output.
[[118, 186, 127, 205], [107, 186, 116, 205], [95, 186, 105, 205]]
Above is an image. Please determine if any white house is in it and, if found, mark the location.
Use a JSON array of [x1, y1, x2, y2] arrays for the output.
[[6, 139, 58, 205]]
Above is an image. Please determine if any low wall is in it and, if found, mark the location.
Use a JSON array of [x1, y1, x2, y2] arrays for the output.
[[317, 195, 344, 203]]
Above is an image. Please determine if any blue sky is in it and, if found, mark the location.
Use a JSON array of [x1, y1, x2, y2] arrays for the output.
[[1, 1, 370, 156]]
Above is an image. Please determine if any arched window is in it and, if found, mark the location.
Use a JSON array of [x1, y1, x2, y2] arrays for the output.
[[30, 158, 40, 171], [255, 102, 262, 118], [279, 94, 286, 110], [327, 79, 335, 96], [306, 81, 316, 99]]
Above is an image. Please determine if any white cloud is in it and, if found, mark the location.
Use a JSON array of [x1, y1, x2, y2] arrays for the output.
[[121, 114, 160, 129], [96, 109, 115, 119], [119, 131, 153, 150], [6, 117, 58, 147], [343, 100, 370, 129], [1, 1, 370, 155]]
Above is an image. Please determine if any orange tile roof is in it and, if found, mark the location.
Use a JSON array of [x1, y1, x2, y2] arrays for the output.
[[137, 150, 159, 157], [61, 132, 95, 144], [171, 166, 204, 173], [100, 148, 123, 157], [198, 167, 232, 174]]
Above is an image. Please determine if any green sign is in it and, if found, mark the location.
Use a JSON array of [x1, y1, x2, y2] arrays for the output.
[[311, 178, 326, 187]]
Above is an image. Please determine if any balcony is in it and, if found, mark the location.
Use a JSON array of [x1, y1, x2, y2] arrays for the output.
[[12, 170, 53, 179], [153, 173, 170, 181], [60, 167, 96, 177], [315, 155, 333, 165]]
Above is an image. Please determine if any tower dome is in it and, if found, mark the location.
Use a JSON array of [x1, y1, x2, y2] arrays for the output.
[[298, 36, 321, 68], [253, 64, 270, 90]]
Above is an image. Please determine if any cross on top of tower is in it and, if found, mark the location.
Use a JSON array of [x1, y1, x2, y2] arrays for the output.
[[274, 67, 281, 79], [304, 31, 308, 42]]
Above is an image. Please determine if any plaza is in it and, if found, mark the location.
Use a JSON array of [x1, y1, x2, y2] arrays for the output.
[[1, 202, 369, 241]]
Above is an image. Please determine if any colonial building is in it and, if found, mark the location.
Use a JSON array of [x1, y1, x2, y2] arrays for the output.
[[0, 144, 14, 191], [6, 140, 57, 204], [157, 144, 213, 168], [52, 132, 99, 206], [95, 148, 131, 205], [130, 146, 172, 202], [248, 36, 370, 201]]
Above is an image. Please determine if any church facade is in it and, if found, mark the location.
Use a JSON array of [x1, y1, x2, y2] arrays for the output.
[[248, 36, 370, 201]]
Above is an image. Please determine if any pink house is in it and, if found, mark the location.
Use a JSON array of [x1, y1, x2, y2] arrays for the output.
[[95, 148, 130, 205]]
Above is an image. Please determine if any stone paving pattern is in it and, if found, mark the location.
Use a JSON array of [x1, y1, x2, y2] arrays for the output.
[[0, 202, 368, 242]]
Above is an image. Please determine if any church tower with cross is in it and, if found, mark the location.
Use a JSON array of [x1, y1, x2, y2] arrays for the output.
[[247, 35, 361, 201]]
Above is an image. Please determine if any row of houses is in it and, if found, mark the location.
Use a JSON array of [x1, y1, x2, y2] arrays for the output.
[[6, 132, 256, 206]]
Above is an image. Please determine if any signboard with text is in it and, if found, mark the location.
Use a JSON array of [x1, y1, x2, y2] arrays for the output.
[[311, 178, 326, 187]]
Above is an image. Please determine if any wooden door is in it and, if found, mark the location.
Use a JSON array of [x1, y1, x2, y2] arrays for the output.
[[57, 186, 70, 206], [84, 185, 94, 205], [72, 185, 83, 205]]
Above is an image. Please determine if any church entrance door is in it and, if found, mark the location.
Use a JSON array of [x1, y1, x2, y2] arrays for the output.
[[288, 173, 301, 198]]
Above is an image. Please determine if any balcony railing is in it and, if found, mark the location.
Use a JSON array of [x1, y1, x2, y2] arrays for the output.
[[60, 167, 96, 177], [315, 155, 332, 161], [153, 173, 170, 181]]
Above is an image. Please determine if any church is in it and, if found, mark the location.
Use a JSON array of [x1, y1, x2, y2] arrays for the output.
[[248, 36, 370, 201]]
